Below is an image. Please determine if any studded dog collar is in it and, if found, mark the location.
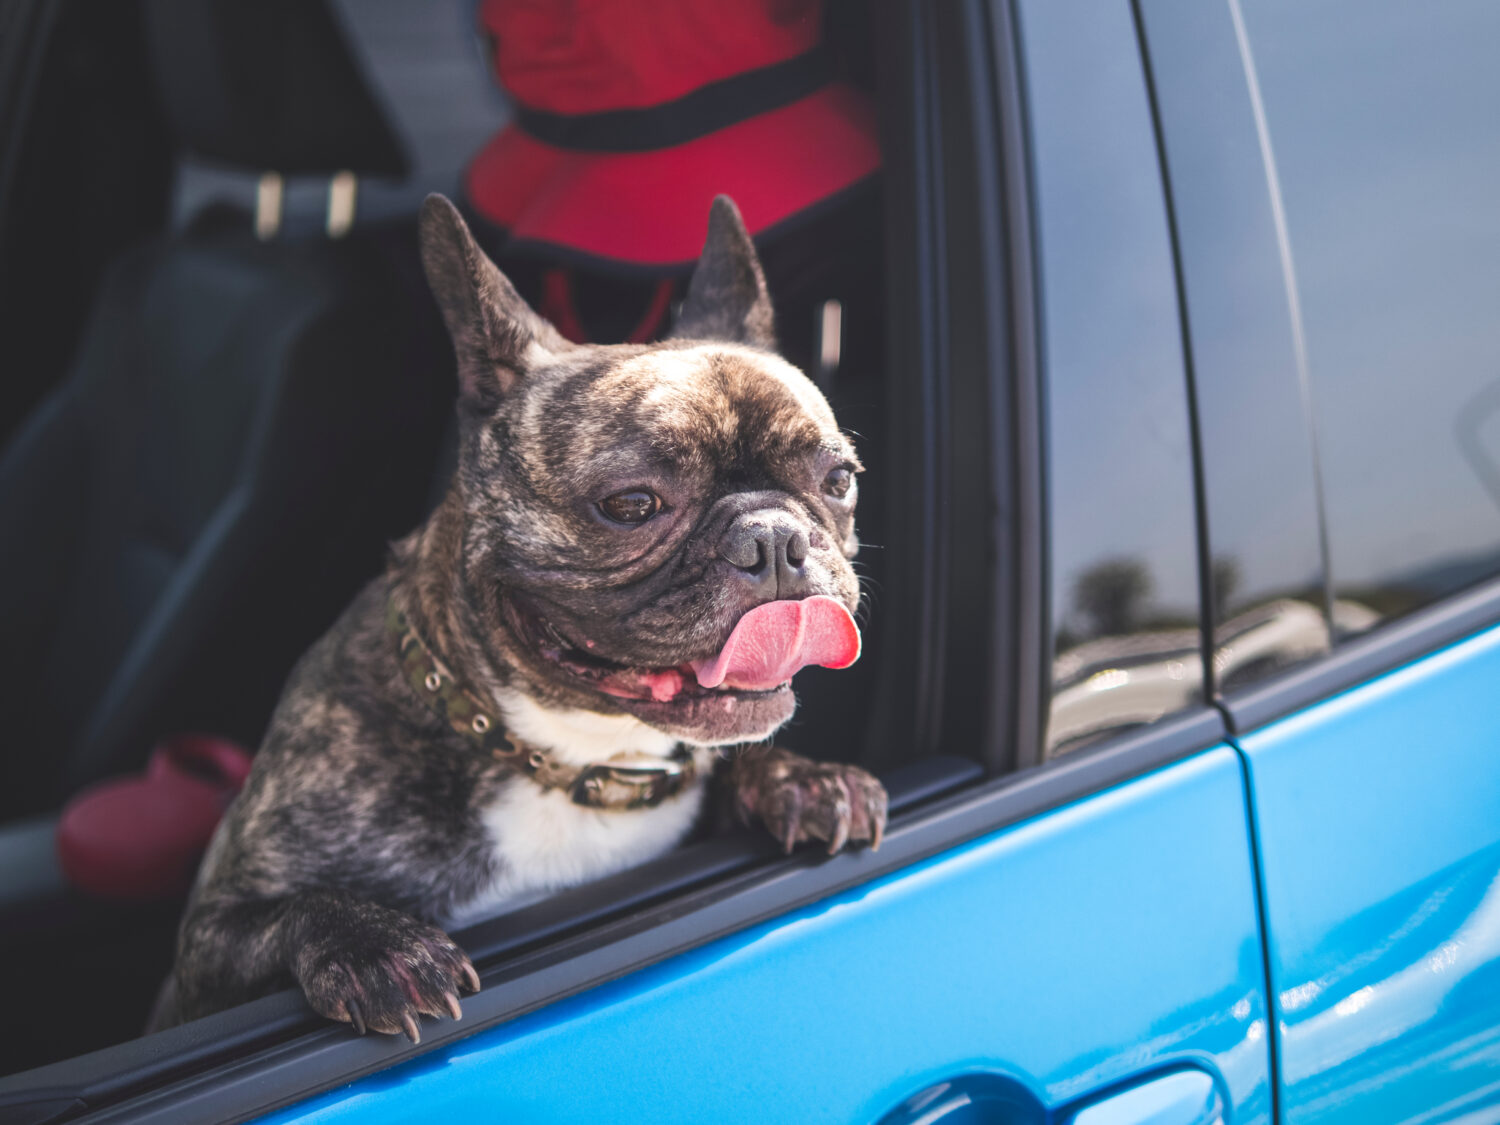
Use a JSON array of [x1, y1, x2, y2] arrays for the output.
[[386, 596, 695, 810]]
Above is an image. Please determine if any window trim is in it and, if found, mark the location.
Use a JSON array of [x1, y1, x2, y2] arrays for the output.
[[1132, 0, 1221, 709], [866, 0, 1044, 779], [985, 0, 1048, 775]]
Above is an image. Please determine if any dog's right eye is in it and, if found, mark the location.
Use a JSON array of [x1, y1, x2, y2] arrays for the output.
[[599, 490, 662, 525]]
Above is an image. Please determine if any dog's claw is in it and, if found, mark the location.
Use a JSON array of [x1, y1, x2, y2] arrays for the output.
[[401, 1012, 421, 1044], [347, 999, 366, 1036], [780, 786, 800, 854], [445, 992, 463, 1021], [827, 778, 851, 854], [828, 798, 852, 858], [461, 962, 481, 994]]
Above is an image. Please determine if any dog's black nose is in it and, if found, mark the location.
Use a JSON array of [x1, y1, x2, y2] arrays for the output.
[[721, 512, 812, 598]]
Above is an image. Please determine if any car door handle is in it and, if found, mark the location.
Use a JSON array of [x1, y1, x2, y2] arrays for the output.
[[1063, 1068, 1223, 1125]]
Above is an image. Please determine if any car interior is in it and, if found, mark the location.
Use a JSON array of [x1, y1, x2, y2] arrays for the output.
[[0, 0, 994, 1101]]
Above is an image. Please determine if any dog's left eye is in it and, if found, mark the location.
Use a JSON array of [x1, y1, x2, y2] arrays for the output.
[[599, 490, 662, 525], [823, 466, 855, 500]]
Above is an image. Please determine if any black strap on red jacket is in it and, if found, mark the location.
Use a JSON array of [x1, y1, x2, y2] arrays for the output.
[[514, 48, 830, 154]]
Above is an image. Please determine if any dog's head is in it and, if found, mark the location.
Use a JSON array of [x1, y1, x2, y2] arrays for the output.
[[418, 194, 861, 745]]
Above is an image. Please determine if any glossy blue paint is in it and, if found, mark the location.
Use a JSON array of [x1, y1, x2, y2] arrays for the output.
[[1066, 1068, 1222, 1125], [259, 749, 1269, 1125], [1240, 621, 1500, 1122], [876, 1074, 1047, 1125]]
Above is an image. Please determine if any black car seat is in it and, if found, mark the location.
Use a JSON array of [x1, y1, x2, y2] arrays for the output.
[[0, 0, 453, 820]]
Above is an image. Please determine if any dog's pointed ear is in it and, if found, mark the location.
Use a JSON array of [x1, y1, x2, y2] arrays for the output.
[[670, 195, 776, 349], [419, 194, 564, 400]]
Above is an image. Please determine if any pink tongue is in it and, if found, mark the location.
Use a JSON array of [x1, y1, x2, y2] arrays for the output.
[[691, 595, 861, 691]]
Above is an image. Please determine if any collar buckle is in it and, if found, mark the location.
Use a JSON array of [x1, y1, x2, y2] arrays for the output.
[[571, 758, 687, 810]]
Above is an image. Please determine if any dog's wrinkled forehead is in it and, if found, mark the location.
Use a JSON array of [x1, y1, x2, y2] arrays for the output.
[[521, 343, 837, 488], [418, 190, 851, 508]]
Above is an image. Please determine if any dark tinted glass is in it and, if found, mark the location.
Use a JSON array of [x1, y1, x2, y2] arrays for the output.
[[1138, 0, 1334, 696], [1018, 0, 1204, 758], [1238, 0, 1500, 623]]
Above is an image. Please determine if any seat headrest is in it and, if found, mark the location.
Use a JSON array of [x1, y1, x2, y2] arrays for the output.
[[143, 0, 409, 177]]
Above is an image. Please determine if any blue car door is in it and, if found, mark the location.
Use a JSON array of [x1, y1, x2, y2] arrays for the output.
[[244, 3, 1278, 1123], [1141, 1, 1500, 1120], [1243, 623, 1500, 1123]]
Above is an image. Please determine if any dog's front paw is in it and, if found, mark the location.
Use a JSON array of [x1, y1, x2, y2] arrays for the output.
[[293, 910, 479, 1043], [732, 747, 887, 855]]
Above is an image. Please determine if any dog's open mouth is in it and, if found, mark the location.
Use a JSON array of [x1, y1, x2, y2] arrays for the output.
[[508, 595, 861, 706]]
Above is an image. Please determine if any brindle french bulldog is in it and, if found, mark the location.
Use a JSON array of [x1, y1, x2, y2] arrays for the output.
[[151, 194, 886, 1041]]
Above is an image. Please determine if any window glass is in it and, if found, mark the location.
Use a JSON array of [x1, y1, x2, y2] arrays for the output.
[[1137, 0, 1334, 696], [1018, 0, 1204, 758], [1238, 0, 1500, 623]]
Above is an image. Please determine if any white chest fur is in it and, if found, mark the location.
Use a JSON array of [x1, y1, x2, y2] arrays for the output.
[[445, 692, 713, 929]]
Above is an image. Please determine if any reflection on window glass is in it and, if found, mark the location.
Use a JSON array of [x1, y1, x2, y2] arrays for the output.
[[1238, 0, 1500, 623], [1018, 0, 1203, 759], [1138, 0, 1335, 697]]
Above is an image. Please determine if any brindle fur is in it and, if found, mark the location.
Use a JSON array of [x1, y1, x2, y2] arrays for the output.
[[153, 196, 886, 1040]]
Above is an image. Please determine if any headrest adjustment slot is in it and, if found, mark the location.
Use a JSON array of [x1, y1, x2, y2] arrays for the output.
[[254, 172, 283, 240], [327, 171, 358, 238]]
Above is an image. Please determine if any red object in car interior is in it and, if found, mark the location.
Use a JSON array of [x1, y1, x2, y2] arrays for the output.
[[466, 0, 881, 268], [56, 735, 252, 901]]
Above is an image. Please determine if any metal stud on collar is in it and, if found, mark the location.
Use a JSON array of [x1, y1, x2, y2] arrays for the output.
[[424, 671, 442, 691], [471, 714, 491, 733]]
